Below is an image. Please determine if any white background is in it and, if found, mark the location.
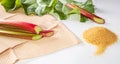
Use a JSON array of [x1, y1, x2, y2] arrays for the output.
[[18, 0, 120, 64]]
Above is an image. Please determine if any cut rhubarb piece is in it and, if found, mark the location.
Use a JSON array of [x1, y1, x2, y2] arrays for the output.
[[32, 35, 42, 40], [0, 21, 42, 34], [66, 3, 105, 24], [0, 29, 42, 40], [40, 30, 54, 37]]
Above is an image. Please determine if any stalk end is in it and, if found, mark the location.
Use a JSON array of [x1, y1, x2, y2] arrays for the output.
[[34, 26, 42, 34], [93, 17, 105, 24], [32, 35, 42, 40]]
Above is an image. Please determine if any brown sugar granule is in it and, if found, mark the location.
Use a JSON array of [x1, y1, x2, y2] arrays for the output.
[[83, 26, 117, 55]]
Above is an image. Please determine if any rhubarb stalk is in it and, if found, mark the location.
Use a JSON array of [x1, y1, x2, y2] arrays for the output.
[[0, 21, 42, 34], [66, 3, 105, 24], [40, 30, 54, 37], [0, 29, 42, 40]]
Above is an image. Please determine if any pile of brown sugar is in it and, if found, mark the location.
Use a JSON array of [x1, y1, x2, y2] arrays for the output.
[[83, 26, 118, 55]]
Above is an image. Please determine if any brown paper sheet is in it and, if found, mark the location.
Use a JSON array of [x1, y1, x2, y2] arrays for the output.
[[0, 5, 28, 54], [0, 49, 18, 64], [0, 5, 15, 19], [0, 4, 80, 64]]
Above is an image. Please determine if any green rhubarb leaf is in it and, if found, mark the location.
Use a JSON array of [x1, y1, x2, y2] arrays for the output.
[[20, 0, 38, 15], [54, 1, 67, 20], [82, 0, 95, 13], [35, 0, 52, 15], [67, 7, 80, 15], [1, 0, 16, 12], [71, 1, 83, 6], [49, 0, 59, 8], [1, 0, 21, 12], [16, 0, 21, 8], [20, 0, 58, 15], [62, 5, 71, 15], [80, 15, 88, 22], [66, 0, 74, 3]]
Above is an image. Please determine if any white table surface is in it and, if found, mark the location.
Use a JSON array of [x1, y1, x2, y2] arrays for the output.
[[17, 0, 120, 64]]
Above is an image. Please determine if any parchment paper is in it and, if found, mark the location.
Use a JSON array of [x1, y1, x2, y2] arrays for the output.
[[0, 4, 80, 64]]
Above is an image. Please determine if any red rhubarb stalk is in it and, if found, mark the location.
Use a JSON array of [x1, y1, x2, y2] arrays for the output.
[[0, 21, 42, 34], [40, 30, 54, 37], [66, 3, 105, 24]]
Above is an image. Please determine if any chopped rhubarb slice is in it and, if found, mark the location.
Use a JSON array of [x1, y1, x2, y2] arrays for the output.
[[40, 30, 54, 37], [0, 21, 42, 34], [66, 3, 105, 24]]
